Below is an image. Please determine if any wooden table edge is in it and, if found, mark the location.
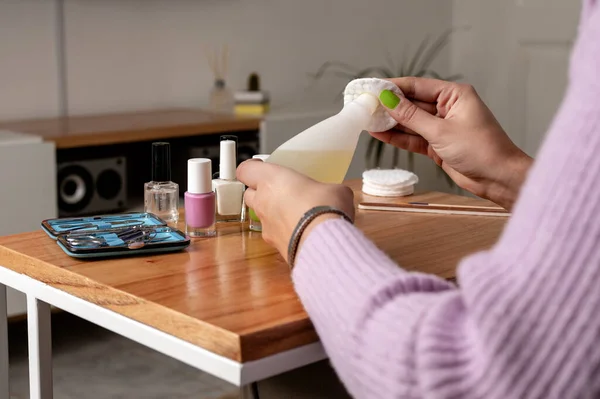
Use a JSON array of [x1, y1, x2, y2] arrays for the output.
[[0, 244, 246, 362]]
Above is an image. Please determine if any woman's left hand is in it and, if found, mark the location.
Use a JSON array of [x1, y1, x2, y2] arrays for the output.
[[237, 160, 355, 262]]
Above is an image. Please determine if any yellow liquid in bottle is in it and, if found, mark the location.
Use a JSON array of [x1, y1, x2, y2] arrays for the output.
[[265, 150, 355, 184], [248, 150, 354, 228]]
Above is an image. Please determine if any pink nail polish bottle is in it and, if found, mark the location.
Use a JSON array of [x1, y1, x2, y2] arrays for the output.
[[185, 158, 216, 237]]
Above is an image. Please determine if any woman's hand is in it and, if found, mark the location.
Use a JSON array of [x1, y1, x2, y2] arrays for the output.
[[373, 77, 533, 210], [237, 161, 355, 262]]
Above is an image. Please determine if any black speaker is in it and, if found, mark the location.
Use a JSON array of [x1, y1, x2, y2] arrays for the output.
[[57, 157, 127, 216]]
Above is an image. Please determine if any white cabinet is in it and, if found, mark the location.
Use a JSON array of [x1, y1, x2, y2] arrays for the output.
[[0, 131, 57, 316]]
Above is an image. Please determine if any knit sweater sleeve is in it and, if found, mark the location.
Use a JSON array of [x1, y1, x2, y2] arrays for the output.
[[292, 4, 600, 399]]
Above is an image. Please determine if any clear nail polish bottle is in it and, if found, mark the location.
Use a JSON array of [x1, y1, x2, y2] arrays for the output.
[[212, 140, 245, 222], [185, 158, 216, 237], [144, 142, 179, 226], [247, 154, 270, 232]]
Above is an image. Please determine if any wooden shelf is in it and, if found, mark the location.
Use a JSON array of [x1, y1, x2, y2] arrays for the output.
[[0, 108, 262, 149]]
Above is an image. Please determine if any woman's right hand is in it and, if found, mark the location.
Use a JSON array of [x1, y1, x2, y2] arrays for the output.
[[372, 77, 533, 210]]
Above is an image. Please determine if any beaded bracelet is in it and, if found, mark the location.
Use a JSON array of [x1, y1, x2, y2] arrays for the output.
[[287, 206, 353, 269]]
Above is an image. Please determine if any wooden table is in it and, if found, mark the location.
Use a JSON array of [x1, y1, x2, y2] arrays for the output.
[[0, 181, 507, 398], [0, 108, 262, 323], [0, 108, 261, 149]]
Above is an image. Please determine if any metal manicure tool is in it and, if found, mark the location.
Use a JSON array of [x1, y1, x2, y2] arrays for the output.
[[58, 220, 144, 231], [65, 226, 171, 249]]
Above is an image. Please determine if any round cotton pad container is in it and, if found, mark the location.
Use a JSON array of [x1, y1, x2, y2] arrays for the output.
[[343, 78, 403, 132], [362, 169, 419, 197]]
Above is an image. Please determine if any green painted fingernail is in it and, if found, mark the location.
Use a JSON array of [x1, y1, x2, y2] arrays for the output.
[[379, 90, 400, 109]]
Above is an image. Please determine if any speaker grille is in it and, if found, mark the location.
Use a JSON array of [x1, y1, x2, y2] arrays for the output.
[[96, 169, 122, 200], [57, 157, 127, 216], [57, 165, 94, 213]]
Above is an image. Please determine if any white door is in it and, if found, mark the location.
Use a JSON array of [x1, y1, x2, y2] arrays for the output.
[[452, 0, 581, 157], [508, 0, 580, 156]]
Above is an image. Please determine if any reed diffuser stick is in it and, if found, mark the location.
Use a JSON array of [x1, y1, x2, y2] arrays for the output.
[[222, 44, 229, 81], [205, 44, 234, 113], [204, 44, 230, 81], [204, 45, 219, 79]]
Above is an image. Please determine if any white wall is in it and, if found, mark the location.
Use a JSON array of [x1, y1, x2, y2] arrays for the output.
[[0, 0, 60, 120], [63, 0, 452, 115], [451, 1, 515, 139], [0, 0, 451, 118]]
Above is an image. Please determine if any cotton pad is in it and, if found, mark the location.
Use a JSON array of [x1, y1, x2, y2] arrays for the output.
[[362, 169, 419, 197], [343, 78, 403, 132]]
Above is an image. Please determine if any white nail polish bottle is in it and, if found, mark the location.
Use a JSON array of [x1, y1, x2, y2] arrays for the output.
[[212, 140, 245, 222]]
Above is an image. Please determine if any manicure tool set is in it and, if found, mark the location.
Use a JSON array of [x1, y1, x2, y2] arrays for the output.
[[41, 212, 190, 258]]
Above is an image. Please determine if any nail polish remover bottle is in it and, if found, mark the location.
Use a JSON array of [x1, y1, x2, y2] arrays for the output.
[[144, 142, 179, 226], [185, 158, 216, 237], [212, 140, 245, 222], [266, 93, 379, 184]]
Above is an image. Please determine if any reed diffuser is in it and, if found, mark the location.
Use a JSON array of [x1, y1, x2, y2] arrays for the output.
[[205, 44, 234, 113]]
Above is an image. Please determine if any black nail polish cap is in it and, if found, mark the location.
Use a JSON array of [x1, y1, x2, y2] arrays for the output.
[[151, 142, 171, 182]]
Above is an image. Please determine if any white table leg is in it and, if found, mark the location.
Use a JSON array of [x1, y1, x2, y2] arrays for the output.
[[27, 295, 52, 399], [0, 284, 9, 399], [239, 383, 260, 398]]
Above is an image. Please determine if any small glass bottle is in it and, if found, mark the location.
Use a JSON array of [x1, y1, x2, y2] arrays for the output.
[[185, 158, 216, 237], [247, 154, 270, 232], [212, 140, 244, 222], [144, 142, 179, 226], [209, 79, 234, 114]]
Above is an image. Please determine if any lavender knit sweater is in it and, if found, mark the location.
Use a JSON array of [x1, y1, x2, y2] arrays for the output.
[[293, 2, 600, 398]]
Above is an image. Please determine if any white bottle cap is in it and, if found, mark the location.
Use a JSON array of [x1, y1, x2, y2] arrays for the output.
[[187, 158, 212, 194], [252, 154, 270, 161], [219, 140, 237, 180]]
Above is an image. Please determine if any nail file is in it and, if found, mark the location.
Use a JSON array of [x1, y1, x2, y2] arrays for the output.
[[343, 78, 403, 132], [358, 201, 511, 217]]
